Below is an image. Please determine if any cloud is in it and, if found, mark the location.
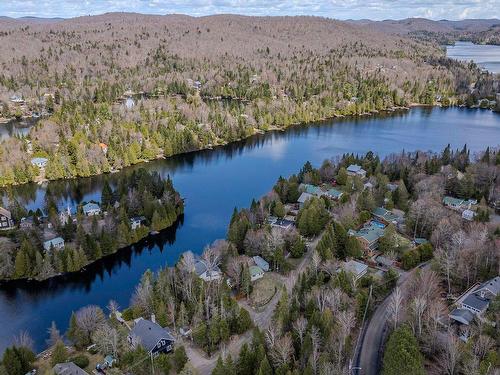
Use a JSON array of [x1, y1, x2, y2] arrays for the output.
[[0, 0, 498, 20]]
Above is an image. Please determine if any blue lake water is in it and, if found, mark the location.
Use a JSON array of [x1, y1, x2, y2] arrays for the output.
[[447, 41, 500, 74], [0, 106, 499, 353]]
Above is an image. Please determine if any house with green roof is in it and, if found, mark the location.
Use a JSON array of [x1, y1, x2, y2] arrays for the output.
[[326, 188, 343, 200], [443, 196, 477, 210], [373, 207, 401, 225], [299, 183, 323, 196], [249, 265, 264, 282], [348, 222, 385, 254]]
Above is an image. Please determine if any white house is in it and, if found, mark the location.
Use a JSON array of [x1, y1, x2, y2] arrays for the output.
[[82, 202, 101, 216], [462, 209, 476, 221], [130, 216, 145, 230], [189, 253, 222, 282], [346, 165, 366, 178], [31, 157, 48, 169], [43, 237, 65, 252]]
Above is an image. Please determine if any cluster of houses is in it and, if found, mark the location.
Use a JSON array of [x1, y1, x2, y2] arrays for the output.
[[1, 200, 151, 255], [186, 250, 271, 284], [297, 182, 344, 208], [449, 276, 500, 339], [443, 196, 478, 221]]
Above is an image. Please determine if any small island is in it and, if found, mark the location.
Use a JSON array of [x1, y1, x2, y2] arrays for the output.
[[0, 168, 184, 281]]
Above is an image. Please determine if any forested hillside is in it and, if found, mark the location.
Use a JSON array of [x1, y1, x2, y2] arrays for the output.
[[0, 14, 496, 185]]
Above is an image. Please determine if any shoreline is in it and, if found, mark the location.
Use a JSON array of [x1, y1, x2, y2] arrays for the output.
[[0, 104, 419, 189], [0, 212, 184, 285], [1, 103, 498, 189]]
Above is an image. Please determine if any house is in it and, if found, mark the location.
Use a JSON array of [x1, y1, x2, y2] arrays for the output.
[[462, 209, 476, 221], [53, 362, 89, 375], [443, 196, 477, 210], [191, 254, 222, 282], [19, 216, 35, 229], [104, 355, 116, 368], [270, 218, 295, 230], [128, 318, 175, 355], [82, 202, 101, 216], [43, 237, 65, 252], [386, 183, 399, 192], [450, 277, 500, 325], [130, 216, 146, 230], [9, 95, 25, 104], [249, 265, 264, 282], [125, 97, 135, 109], [99, 143, 108, 155], [363, 182, 374, 190], [449, 308, 475, 325], [31, 157, 48, 169], [0, 207, 14, 230], [253, 255, 270, 272], [299, 183, 323, 196], [326, 188, 343, 200], [373, 207, 401, 226], [346, 164, 366, 178], [342, 260, 368, 281], [297, 192, 314, 208], [348, 222, 385, 254]]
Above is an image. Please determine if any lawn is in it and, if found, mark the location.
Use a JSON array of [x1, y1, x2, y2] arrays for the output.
[[250, 275, 279, 307]]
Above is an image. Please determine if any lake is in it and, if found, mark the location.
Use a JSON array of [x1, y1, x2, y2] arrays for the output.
[[0, 118, 38, 142], [0, 107, 499, 353], [446, 41, 500, 74]]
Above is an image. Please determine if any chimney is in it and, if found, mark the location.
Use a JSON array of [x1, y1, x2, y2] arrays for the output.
[[151, 314, 156, 323]]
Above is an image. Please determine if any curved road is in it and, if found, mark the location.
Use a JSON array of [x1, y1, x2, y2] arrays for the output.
[[355, 264, 428, 375]]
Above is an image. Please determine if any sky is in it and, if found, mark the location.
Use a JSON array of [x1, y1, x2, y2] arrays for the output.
[[0, 0, 499, 20]]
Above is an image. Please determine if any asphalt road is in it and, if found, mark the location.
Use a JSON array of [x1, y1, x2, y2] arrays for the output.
[[355, 264, 426, 375]]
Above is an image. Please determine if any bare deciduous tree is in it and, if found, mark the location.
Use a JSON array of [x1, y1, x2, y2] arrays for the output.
[[92, 324, 120, 357], [388, 286, 404, 330], [293, 316, 307, 347], [76, 305, 106, 342]]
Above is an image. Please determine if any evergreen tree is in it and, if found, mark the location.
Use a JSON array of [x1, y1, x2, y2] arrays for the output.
[[50, 340, 68, 366], [382, 326, 425, 375], [241, 264, 252, 297], [257, 355, 273, 375], [212, 356, 226, 375]]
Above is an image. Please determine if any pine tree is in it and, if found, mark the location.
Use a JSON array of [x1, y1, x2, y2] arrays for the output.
[[212, 356, 226, 375], [382, 326, 425, 375], [257, 355, 272, 375], [50, 340, 68, 366], [241, 264, 251, 297]]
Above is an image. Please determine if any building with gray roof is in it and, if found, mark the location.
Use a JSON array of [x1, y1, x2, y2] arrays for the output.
[[53, 362, 89, 375], [128, 318, 175, 355]]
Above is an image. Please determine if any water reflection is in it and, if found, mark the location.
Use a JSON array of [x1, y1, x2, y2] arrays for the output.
[[0, 107, 498, 353]]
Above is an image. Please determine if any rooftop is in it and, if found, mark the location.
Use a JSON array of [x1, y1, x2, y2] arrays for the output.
[[343, 260, 368, 276], [249, 265, 264, 277], [129, 318, 175, 351], [350, 222, 385, 243], [462, 293, 489, 313], [449, 308, 475, 325], [347, 164, 363, 173], [253, 256, 270, 271], [53, 362, 89, 375], [298, 192, 314, 204]]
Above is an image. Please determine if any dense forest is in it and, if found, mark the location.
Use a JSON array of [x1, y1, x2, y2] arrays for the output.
[[0, 168, 184, 280], [0, 14, 498, 186]]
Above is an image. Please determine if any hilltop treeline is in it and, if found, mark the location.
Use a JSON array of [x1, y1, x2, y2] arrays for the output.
[[0, 14, 497, 186]]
